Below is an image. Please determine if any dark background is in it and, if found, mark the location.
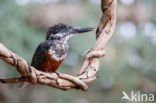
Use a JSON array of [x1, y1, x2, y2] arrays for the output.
[[0, 0, 156, 103]]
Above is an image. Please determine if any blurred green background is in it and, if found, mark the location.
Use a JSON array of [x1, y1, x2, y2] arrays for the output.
[[0, 0, 156, 103]]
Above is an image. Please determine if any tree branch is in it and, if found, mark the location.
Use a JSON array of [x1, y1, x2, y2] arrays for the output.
[[0, 0, 117, 91]]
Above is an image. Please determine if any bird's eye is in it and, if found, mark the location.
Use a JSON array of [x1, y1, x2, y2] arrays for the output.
[[50, 36, 55, 40], [57, 37, 61, 40]]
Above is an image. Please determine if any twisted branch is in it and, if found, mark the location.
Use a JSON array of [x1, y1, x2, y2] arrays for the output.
[[0, 0, 117, 91]]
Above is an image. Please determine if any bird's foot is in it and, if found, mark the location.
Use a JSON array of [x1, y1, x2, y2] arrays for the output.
[[55, 72, 60, 76]]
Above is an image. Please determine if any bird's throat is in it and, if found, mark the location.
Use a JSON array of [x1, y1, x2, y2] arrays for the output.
[[49, 41, 69, 61]]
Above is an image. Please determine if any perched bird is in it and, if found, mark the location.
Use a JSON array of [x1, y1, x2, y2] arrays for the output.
[[20, 23, 94, 88], [31, 23, 94, 73]]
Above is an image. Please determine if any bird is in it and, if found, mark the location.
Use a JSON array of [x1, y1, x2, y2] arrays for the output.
[[20, 23, 94, 88], [31, 23, 94, 73]]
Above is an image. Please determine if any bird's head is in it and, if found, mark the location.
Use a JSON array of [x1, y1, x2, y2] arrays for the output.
[[46, 23, 94, 41]]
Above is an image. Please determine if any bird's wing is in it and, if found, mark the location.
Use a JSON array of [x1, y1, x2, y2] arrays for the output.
[[31, 42, 50, 70], [20, 42, 50, 88]]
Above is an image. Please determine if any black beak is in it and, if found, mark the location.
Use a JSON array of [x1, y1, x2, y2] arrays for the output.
[[69, 27, 95, 34]]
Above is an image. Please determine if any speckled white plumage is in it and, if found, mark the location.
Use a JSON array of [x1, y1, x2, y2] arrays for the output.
[[49, 33, 71, 61]]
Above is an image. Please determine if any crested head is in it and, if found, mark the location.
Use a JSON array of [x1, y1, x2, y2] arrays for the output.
[[46, 23, 72, 40], [46, 23, 95, 41]]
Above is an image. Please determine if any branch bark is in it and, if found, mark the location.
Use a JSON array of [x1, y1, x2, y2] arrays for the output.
[[0, 0, 117, 91]]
